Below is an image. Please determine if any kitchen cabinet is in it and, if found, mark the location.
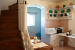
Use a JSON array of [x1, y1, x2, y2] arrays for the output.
[[50, 34, 64, 47]]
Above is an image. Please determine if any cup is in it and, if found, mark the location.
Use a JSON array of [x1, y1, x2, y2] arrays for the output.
[[63, 5, 65, 8], [34, 36, 37, 44]]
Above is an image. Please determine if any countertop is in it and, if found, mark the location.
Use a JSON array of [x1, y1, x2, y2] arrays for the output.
[[58, 33, 75, 39], [47, 33, 75, 39]]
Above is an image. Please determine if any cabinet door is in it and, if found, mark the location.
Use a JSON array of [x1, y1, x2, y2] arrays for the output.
[[50, 34, 61, 47]]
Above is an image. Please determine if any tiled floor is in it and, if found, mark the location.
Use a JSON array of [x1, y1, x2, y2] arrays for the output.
[[53, 46, 75, 50]]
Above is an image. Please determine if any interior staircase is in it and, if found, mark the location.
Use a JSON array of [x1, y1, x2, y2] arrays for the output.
[[0, 1, 24, 50]]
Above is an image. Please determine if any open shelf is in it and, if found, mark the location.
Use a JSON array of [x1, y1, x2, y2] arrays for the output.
[[46, 13, 73, 20], [47, 8, 59, 10], [47, 5, 74, 10], [59, 6, 73, 10], [46, 5, 74, 20]]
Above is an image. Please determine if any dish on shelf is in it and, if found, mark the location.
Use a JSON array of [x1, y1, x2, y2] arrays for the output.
[[54, 14, 57, 17], [66, 8, 70, 13], [64, 13, 67, 16], [61, 10, 65, 13], [49, 10, 53, 13], [61, 14, 63, 17], [50, 14, 52, 17]]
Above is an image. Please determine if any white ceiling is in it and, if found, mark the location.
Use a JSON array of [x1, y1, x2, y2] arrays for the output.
[[41, 0, 67, 2]]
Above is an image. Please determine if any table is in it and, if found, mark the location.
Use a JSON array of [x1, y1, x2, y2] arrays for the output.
[[30, 39, 53, 50]]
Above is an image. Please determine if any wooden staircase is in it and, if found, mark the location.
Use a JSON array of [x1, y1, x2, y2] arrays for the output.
[[0, 1, 24, 50]]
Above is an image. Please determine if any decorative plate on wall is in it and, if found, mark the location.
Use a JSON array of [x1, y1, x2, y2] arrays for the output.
[[50, 14, 52, 17], [49, 10, 53, 13], [66, 8, 70, 13], [65, 13, 67, 16], [61, 10, 64, 13], [61, 14, 63, 17], [54, 14, 57, 17], [55, 10, 58, 13]]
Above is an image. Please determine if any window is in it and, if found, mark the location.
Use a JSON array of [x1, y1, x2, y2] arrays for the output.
[[27, 14, 35, 26]]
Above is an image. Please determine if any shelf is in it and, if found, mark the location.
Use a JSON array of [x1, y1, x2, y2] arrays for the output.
[[58, 33, 75, 39], [46, 17, 59, 20], [46, 5, 74, 20], [47, 12, 72, 15], [47, 8, 59, 10], [59, 6, 73, 10], [46, 16, 73, 20], [47, 5, 75, 10]]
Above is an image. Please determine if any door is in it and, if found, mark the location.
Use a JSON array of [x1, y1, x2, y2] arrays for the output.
[[18, 0, 33, 50]]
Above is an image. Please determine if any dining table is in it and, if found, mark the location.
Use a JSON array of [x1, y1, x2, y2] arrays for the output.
[[30, 37, 53, 50]]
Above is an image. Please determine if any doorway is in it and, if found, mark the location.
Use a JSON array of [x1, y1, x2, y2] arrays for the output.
[[27, 5, 45, 39], [27, 5, 50, 44]]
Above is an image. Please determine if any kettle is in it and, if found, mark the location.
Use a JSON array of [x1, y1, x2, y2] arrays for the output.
[[66, 30, 71, 36]]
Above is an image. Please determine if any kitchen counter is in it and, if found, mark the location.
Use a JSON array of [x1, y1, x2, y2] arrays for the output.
[[58, 33, 75, 39], [46, 33, 75, 39], [46, 33, 75, 47]]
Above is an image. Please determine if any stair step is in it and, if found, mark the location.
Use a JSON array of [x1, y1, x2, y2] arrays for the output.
[[0, 16, 18, 23], [1, 10, 18, 16], [0, 39, 23, 46], [0, 38, 24, 50], [0, 37, 22, 41], [0, 36, 21, 40], [0, 38, 22, 41], [9, 3, 18, 10], [0, 29, 20, 33], [0, 47, 24, 50], [0, 29, 19, 31], [7, 47, 24, 50], [0, 30, 21, 39], [0, 23, 18, 30]]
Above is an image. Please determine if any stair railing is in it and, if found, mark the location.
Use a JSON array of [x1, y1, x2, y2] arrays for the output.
[[21, 26, 33, 50], [18, 0, 34, 50]]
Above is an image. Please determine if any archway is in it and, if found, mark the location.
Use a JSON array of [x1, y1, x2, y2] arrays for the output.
[[27, 5, 50, 44]]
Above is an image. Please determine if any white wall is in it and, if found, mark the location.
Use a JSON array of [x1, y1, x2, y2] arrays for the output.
[[1, 0, 17, 10], [59, 0, 75, 47]]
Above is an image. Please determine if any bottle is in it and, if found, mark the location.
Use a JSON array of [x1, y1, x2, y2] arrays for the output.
[[69, 30, 71, 35], [34, 36, 37, 44]]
